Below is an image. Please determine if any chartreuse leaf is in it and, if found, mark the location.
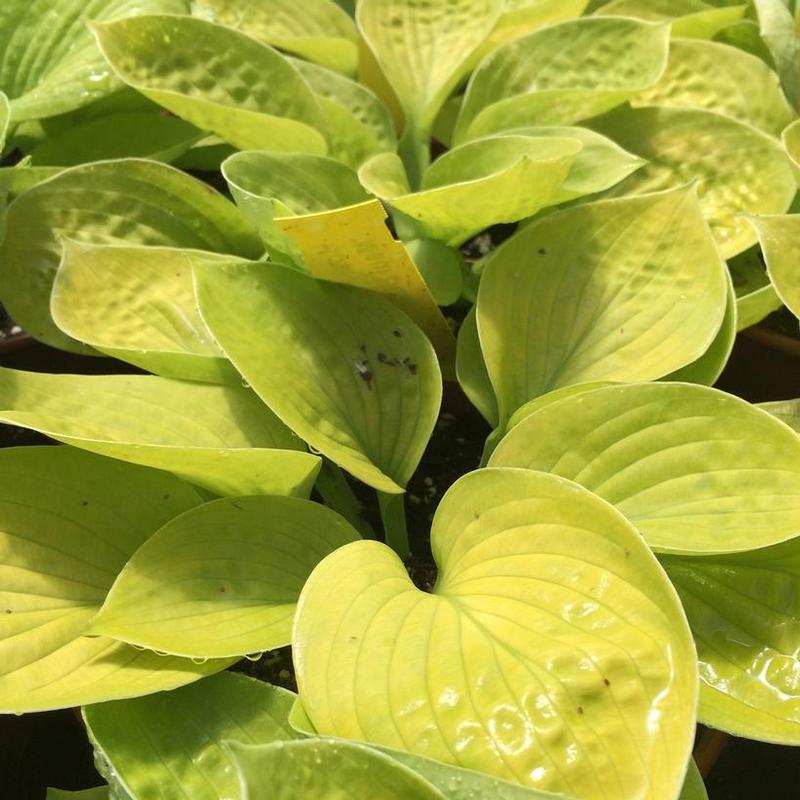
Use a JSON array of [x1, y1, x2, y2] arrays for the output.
[[632, 39, 794, 135], [454, 17, 670, 143], [230, 740, 448, 800], [477, 188, 727, 423], [595, 0, 746, 39], [589, 107, 796, 257], [189, 0, 358, 75], [782, 118, 800, 183], [83, 673, 300, 800], [195, 261, 441, 493], [0, 92, 9, 153], [359, 136, 580, 246], [754, 0, 800, 109], [748, 214, 800, 319], [88, 496, 360, 658], [0, 0, 188, 122], [0, 446, 232, 714], [51, 243, 240, 384], [294, 468, 697, 799], [481, 0, 589, 52], [92, 15, 328, 153], [662, 537, 800, 743], [46, 788, 109, 799], [27, 112, 201, 166], [292, 58, 397, 166], [760, 398, 800, 431], [680, 761, 708, 800], [0, 158, 260, 353], [490, 382, 800, 554], [0, 368, 320, 498], [404, 239, 464, 306], [357, 0, 503, 185], [728, 245, 782, 330], [665, 268, 737, 385], [456, 306, 498, 427]]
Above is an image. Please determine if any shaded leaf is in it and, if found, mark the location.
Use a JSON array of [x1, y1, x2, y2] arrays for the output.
[[749, 214, 800, 319]]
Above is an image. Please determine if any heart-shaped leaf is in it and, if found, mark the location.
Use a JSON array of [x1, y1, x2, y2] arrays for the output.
[[662, 537, 800, 743], [477, 187, 727, 422], [0, 367, 320, 497], [189, 0, 358, 75], [88, 495, 360, 657], [0, 446, 230, 713], [0, 158, 260, 352], [594, 0, 746, 40], [92, 15, 328, 152], [490, 382, 800, 554], [359, 135, 580, 246], [51, 243, 239, 384], [0, 0, 187, 122], [589, 106, 796, 258], [632, 38, 793, 135], [83, 672, 300, 800], [195, 260, 441, 493], [455, 17, 670, 142], [294, 468, 697, 799], [747, 214, 800, 320]]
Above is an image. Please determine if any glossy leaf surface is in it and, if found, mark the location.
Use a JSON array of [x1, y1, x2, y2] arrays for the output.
[[0, 367, 319, 498], [477, 188, 727, 421], [490, 382, 800, 554], [89, 496, 360, 657], [294, 468, 697, 800], [196, 261, 441, 493], [0, 447, 227, 713]]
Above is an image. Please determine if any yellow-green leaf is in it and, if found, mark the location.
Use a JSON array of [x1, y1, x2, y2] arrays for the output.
[[748, 214, 800, 319]]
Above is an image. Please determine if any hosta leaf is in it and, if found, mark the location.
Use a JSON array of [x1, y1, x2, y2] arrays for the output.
[[754, 0, 800, 109], [190, 0, 358, 75], [760, 398, 800, 431], [0, 158, 260, 353], [359, 136, 580, 246], [230, 740, 447, 800], [456, 306, 498, 427], [595, 0, 746, 39], [27, 111, 201, 166], [482, 0, 590, 52], [404, 239, 464, 306], [51, 243, 239, 384], [0, 367, 320, 497], [47, 788, 110, 799], [728, 245, 783, 330], [748, 214, 800, 319], [680, 761, 708, 800], [713, 19, 776, 66], [589, 106, 796, 258], [0, 0, 188, 122], [490, 382, 800, 554], [89, 495, 360, 657], [0, 164, 63, 197], [195, 261, 441, 493], [665, 269, 737, 385], [0, 92, 9, 153], [632, 39, 794, 135], [662, 538, 800, 743], [84, 673, 300, 800], [294, 468, 697, 800], [0, 446, 229, 713], [454, 17, 670, 142], [357, 0, 503, 142], [292, 58, 397, 166], [783, 118, 800, 185], [477, 187, 728, 422], [92, 15, 328, 153]]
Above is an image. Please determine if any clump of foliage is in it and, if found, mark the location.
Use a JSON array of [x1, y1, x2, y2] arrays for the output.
[[2, 0, 800, 798]]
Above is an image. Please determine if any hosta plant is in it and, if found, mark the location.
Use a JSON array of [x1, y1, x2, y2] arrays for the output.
[[2, 0, 800, 798]]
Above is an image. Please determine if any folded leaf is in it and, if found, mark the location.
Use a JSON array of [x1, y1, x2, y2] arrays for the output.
[[189, 0, 358, 75], [0, 446, 229, 713], [0, 158, 260, 352], [359, 136, 580, 245], [477, 187, 727, 422], [455, 17, 670, 142], [83, 673, 300, 800], [0, 367, 320, 497], [89, 495, 360, 657], [490, 382, 800, 554], [92, 15, 328, 152], [51, 243, 240, 384], [662, 538, 800, 743], [589, 106, 796, 257], [195, 261, 441, 493], [455, 306, 498, 427], [748, 214, 800, 320], [0, 0, 188, 122], [632, 38, 793, 135], [294, 468, 697, 799]]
